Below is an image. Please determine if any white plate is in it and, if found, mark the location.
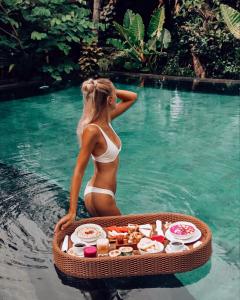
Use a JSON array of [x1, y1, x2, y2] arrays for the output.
[[71, 230, 106, 245], [165, 244, 189, 254], [165, 227, 202, 244], [74, 223, 106, 243], [138, 240, 164, 255], [74, 223, 105, 241]]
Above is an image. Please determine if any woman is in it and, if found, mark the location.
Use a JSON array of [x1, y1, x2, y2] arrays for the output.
[[54, 78, 137, 232]]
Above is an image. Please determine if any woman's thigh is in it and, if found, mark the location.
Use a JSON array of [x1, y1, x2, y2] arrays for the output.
[[84, 193, 121, 217]]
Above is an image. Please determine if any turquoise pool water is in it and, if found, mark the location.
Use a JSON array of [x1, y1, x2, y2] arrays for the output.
[[0, 84, 239, 300]]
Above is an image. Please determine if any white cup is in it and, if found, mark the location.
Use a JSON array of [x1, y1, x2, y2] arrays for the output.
[[169, 241, 184, 251], [73, 243, 86, 256]]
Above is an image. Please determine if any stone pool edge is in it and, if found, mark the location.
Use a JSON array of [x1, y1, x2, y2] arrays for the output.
[[1, 72, 239, 101]]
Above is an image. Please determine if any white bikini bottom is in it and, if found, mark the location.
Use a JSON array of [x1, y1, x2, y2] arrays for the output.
[[84, 183, 115, 199]]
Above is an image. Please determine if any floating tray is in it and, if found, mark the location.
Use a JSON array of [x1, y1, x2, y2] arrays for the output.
[[52, 212, 212, 279]]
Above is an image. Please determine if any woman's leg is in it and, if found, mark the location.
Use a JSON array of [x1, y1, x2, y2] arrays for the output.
[[84, 193, 121, 217]]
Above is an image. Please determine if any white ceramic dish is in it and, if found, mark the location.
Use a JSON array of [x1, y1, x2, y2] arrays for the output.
[[165, 244, 189, 254], [67, 247, 84, 257], [74, 223, 104, 241], [165, 227, 201, 244], [72, 224, 106, 242], [137, 240, 164, 255], [71, 230, 106, 245], [169, 221, 196, 240]]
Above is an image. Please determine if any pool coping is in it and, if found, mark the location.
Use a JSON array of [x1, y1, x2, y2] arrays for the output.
[[0, 72, 239, 101], [102, 71, 240, 95], [0, 79, 73, 101]]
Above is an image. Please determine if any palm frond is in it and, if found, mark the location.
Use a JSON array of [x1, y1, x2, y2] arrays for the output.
[[220, 4, 240, 39], [129, 13, 145, 44], [123, 9, 135, 28]]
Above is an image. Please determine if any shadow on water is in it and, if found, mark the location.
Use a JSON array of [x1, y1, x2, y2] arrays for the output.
[[0, 163, 209, 300], [55, 265, 203, 299]]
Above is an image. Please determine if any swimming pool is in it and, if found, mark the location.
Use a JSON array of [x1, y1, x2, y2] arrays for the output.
[[0, 84, 239, 300]]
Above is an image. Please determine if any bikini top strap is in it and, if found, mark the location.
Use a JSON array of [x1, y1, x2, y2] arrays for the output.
[[88, 123, 109, 143], [108, 122, 117, 135]]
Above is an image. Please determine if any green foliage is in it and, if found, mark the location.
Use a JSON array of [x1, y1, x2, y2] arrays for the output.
[[31, 31, 47, 41], [0, 0, 98, 80], [170, 0, 240, 79], [106, 1, 239, 79], [42, 61, 78, 81], [107, 7, 171, 72], [220, 4, 240, 39]]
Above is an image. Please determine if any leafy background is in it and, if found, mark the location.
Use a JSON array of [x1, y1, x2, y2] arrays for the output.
[[0, 0, 239, 82]]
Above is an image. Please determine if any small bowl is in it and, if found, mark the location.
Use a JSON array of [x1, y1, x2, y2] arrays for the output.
[[119, 246, 133, 256], [169, 222, 196, 240], [109, 249, 121, 257]]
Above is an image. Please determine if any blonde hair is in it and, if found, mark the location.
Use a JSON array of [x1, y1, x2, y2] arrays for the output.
[[77, 78, 115, 144]]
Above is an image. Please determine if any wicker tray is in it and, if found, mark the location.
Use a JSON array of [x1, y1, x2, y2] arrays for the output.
[[52, 212, 212, 279]]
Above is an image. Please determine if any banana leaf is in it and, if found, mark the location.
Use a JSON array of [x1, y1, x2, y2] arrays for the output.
[[129, 13, 145, 45], [113, 21, 142, 61], [146, 37, 157, 51], [162, 28, 171, 49], [220, 4, 240, 39], [147, 7, 165, 40], [107, 38, 125, 50], [147, 28, 171, 52], [123, 9, 135, 29], [113, 21, 130, 41]]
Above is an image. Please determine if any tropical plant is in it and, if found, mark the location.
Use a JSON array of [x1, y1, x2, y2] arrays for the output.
[[166, 0, 240, 79], [107, 7, 171, 72], [220, 4, 240, 39], [0, 0, 99, 81]]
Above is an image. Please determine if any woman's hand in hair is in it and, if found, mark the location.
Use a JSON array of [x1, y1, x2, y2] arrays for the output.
[[115, 89, 137, 102], [111, 89, 138, 119]]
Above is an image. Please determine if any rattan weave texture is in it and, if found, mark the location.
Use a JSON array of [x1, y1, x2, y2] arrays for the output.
[[53, 212, 212, 279]]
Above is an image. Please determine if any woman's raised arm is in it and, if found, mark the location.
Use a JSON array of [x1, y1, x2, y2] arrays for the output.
[[54, 126, 98, 232], [111, 89, 138, 120]]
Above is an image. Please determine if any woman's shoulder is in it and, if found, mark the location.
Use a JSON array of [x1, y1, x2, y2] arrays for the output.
[[82, 124, 100, 137], [81, 125, 100, 147]]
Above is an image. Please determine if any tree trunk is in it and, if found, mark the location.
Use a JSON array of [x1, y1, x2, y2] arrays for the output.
[[93, 0, 101, 42], [191, 51, 205, 78]]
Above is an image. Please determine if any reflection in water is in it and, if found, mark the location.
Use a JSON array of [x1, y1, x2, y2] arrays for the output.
[[170, 90, 183, 121], [0, 163, 203, 300]]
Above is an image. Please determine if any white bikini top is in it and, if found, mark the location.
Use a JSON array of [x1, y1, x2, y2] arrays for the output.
[[88, 123, 122, 163]]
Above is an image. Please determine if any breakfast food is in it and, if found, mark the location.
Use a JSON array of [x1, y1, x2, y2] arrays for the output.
[[119, 246, 133, 256], [128, 224, 139, 233], [109, 250, 121, 257], [77, 227, 101, 240], [139, 224, 153, 237], [169, 222, 195, 240], [128, 231, 143, 244], [67, 219, 199, 259], [151, 235, 165, 243], [137, 237, 164, 254]]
